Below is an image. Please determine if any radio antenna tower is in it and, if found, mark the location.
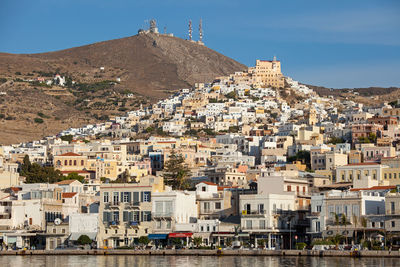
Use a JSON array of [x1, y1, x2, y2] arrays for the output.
[[188, 20, 193, 41], [199, 18, 203, 43]]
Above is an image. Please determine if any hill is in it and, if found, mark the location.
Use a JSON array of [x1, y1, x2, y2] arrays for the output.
[[0, 33, 246, 145]]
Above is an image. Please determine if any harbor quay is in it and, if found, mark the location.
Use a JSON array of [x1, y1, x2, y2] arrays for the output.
[[1, 249, 400, 257]]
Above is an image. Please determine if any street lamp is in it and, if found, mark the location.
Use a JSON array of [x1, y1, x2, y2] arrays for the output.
[[287, 219, 291, 250]]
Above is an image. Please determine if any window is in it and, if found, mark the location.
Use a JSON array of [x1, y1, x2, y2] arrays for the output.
[[53, 229, 56, 234], [166, 220, 171, 229], [202, 186, 206, 192], [246, 220, 252, 229], [143, 192, 151, 202], [204, 202, 210, 211], [122, 192, 130, 203], [215, 202, 221, 210], [392, 221, 395, 227], [287, 185, 291, 192], [113, 211, 119, 222], [103, 192, 109, 203], [156, 220, 162, 229], [391, 202, 395, 215], [259, 220, 265, 229], [113, 192, 119, 204]]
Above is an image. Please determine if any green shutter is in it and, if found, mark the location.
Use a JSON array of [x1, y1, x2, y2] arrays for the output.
[[123, 211, 128, 222]]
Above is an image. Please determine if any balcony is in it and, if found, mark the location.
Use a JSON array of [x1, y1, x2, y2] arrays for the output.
[[242, 210, 267, 217], [105, 202, 121, 209], [152, 212, 173, 218], [127, 221, 140, 228], [110, 221, 120, 228], [125, 202, 141, 208], [307, 212, 320, 219]]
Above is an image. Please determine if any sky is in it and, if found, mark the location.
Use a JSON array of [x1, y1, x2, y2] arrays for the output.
[[0, 0, 399, 88]]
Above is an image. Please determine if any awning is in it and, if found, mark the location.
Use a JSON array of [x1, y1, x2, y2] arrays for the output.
[[148, 234, 168, 240], [169, 233, 193, 238], [69, 232, 97, 241], [322, 229, 354, 238]]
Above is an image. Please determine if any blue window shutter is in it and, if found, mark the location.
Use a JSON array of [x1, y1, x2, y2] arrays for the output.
[[140, 192, 144, 202], [140, 211, 144, 222]]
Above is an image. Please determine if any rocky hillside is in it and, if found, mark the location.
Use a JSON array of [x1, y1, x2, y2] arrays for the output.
[[0, 33, 246, 145]]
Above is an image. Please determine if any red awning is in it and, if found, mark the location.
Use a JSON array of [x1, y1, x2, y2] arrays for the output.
[[168, 233, 193, 238]]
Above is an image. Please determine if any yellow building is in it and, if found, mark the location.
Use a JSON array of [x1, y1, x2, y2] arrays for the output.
[[249, 57, 285, 88]]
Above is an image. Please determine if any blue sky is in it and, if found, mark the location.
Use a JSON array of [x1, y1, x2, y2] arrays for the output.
[[1, 0, 399, 88]]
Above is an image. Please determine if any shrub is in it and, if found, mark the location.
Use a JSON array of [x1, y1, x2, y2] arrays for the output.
[[34, 118, 44, 123], [296, 242, 307, 250]]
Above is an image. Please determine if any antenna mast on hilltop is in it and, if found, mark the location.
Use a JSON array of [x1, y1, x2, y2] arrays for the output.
[[188, 20, 193, 41], [149, 19, 158, 33], [199, 18, 203, 43]]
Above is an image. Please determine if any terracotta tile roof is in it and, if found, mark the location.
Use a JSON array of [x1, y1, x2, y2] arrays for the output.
[[59, 152, 82, 157], [199, 181, 217, 186], [10, 187, 22, 192], [62, 192, 77, 198]]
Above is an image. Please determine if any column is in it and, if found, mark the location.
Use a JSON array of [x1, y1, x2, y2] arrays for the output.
[[268, 233, 271, 249]]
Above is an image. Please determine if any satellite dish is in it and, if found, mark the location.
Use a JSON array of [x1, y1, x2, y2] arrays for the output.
[[54, 218, 62, 225]]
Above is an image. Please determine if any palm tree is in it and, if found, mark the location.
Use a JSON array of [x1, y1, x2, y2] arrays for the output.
[[361, 216, 368, 241], [341, 214, 349, 245], [353, 215, 359, 244], [193, 237, 202, 248], [334, 213, 340, 229]]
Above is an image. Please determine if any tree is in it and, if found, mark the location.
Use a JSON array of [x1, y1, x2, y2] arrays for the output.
[[20, 156, 65, 183], [353, 215, 359, 244], [112, 169, 130, 183], [287, 150, 311, 169], [65, 172, 85, 183], [60, 135, 73, 143], [361, 216, 368, 241], [77, 235, 92, 245], [138, 236, 149, 246], [193, 237, 202, 248], [341, 214, 349, 244], [163, 150, 191, 190], [327, 137, 345, 144]]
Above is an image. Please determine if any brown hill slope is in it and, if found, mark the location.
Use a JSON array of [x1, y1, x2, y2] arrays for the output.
[[0, 33, 246, 98], [0, 33, 246, 145]]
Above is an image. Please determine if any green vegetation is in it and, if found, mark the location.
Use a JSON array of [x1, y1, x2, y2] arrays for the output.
[[37, 112, 50, 119], [77, 235, 92, 245], [163, 150, 192, 190], [15, 71, 21, 75], [65, 172, 85, 183], [295, 242, 307, 250], [287, 150, 311, 169], [0, 78, 7, 84], [0, 114, 5, 119], [193, 237, 203, 248], [34, 118, 44, 123], [327, 136, 345, 144], [60, 135, 74, 143], [20, 155, 64, 183], [138, 236, 150, 246], [225, 91, 237, 99], [73, 80, 117, 93], [20, 156, 85, 184], [358, 133, 376, 144]]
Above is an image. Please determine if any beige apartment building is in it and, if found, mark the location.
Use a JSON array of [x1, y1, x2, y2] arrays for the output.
[[97, 176, 164, 248]]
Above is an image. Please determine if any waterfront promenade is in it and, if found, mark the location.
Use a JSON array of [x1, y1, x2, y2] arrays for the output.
[[1, 249, 400, 257]]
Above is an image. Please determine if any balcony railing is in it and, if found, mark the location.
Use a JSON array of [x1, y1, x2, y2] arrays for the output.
[[152, 212, 173, 218], [242, 210, 267, 216]]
